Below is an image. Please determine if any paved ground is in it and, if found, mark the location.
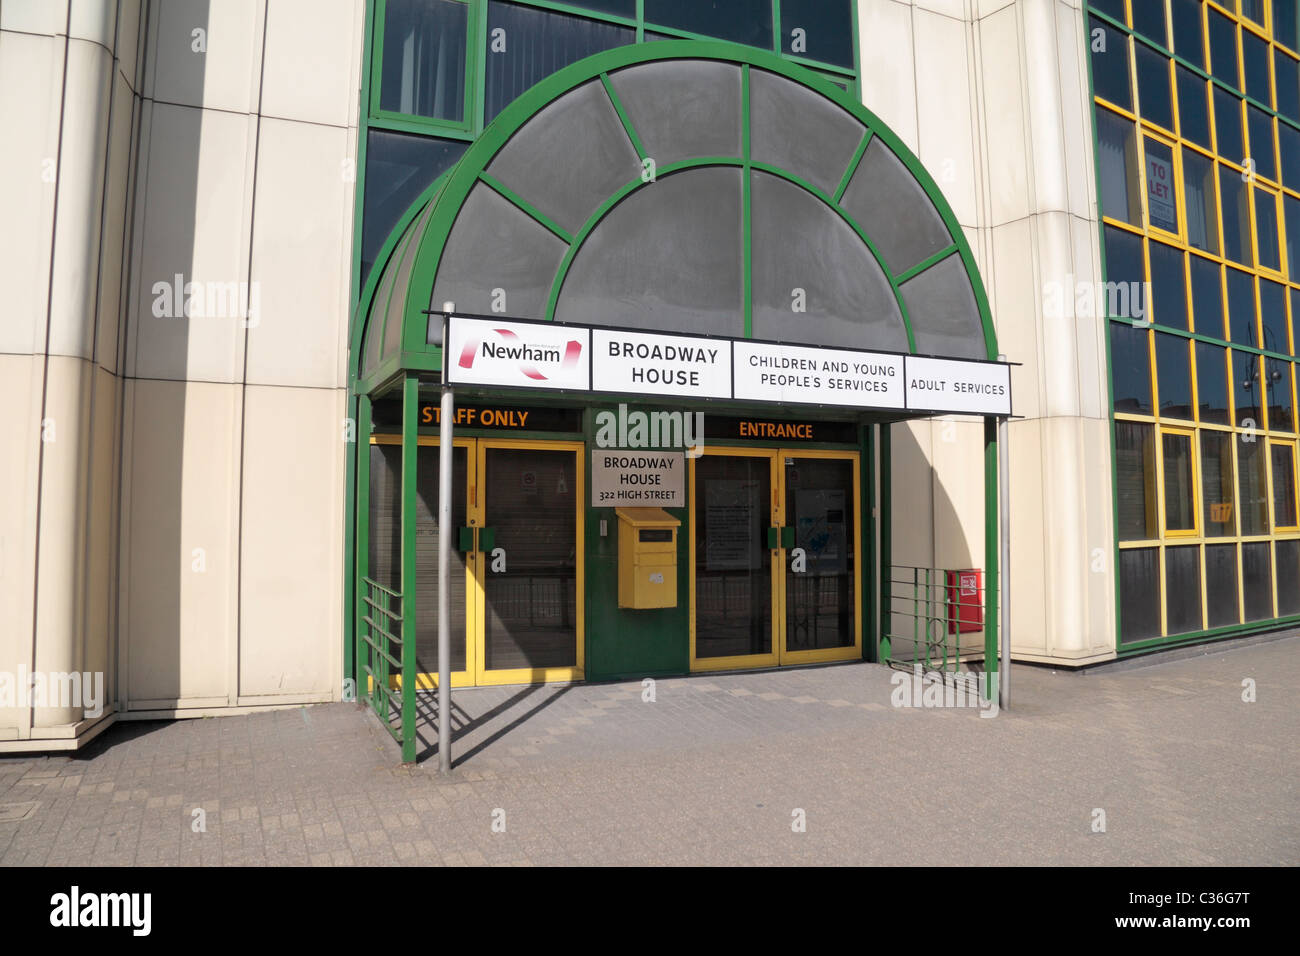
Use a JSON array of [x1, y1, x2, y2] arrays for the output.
[[1, 637, 1296, 866]]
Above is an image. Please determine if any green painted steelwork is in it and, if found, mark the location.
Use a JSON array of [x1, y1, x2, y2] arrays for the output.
[[351, 41, 1001, 383]]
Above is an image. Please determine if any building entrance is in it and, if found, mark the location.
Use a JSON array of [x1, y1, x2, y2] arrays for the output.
[[690, 448, 860, 671], [369, 436, 583, 687]]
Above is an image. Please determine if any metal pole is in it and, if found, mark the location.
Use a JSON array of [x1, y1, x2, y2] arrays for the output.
[[438, 304, 455, 773], [998, 354, 1011, 710]]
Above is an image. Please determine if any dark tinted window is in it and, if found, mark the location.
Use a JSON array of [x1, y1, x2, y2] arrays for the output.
[[644, 0, 773, 48], [1111, 321, 1154, 414], [1196, 342, 1230, 424], [1134, 40, 1174, 129], [380, 0, 468, 122], [1277, 51, 1300, 122], [780, 0, 855, 68], [484, 1, 634, 122], [1120, 548, 1162, 642], [1205, 543, 1240, 627], [1241, 29, 1271, 105], [1149, 241, 1187, 329], [1171, 0, 1206, 70], [1247, 105, 1276, 181], [1176, 65, 1211, 148], [1156, 332, 1194, 420], [1225, 267, 1257, 345], [1207, 7, 1238, 88], [1131, 0, 1167, 46], [1188, 254, 1224, 337], [1213, 86, 1243, 162], [1242, 542, 1273, 620], [361, 131, 466, 285], [1165, 546, 1202, 634], [1090, 17, 1133, 110]]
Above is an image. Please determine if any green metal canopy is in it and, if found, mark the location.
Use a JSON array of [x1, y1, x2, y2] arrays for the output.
[[350, 40, 999, 396]]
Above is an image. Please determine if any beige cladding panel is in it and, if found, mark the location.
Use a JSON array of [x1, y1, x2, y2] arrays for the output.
[[121, 378, 241, 704], [237, 385, 343, 699]]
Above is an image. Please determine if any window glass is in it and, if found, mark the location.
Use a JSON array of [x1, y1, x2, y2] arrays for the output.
[[1277, 0, 1300, 54], [1238, 434, 1270, 533], [486, 79, 641, 235], [1273, 444, 1299, 526], [1218, 165, 1251, 265], [1091, 0, 1127, 24], [1213, 87, 1244, 163], [1277, 540, 1300, 615], [1156, 332, 1194, 419], [1149, 241, 1187, 329], [1117, 421, 1158, 538], [1205, 543, 1241, 626], [1201, 430, 1236, 534], [431, 182, 568, 319], [1176, 66, 1212, 148], [1276, 52, 1300, 122], [1104, 224, 1145, 307], [1207, 7, 1239, 88], [1135, 41, 1175, 130], [1144, 137, 1179, 232], [1188, 253, 1224, 335], [1239, 0, 1266, 27], [1254, 189, 1281, 271], [1266, 359, 1295, 432], [1287, 194, 1300, 274], [379, 0, 468, 122], [1171, 0, 1206, 70], [750, 170, 908, 350], [1241, 541, 1273, 619], [361, 131, 466, 286], [752, 68, 867, 200], [484, 2, 634, 122], [1182, 150, 1219, 253], [1259, 278, 1289, 355], [1096, 108, 1142, 224], [1119, 548, 1162, 642], [644, 0, 773, 48], [898, 254, 986, 360], [1131, 0, 1167, 46], [1196, 341, 1231, 423], [1112, 321, 1155, 414], [780, 0, 855, 68], [839, 136, 951, 275], [1165, 546, 1202, 633], [1235, 351, 1266, 430], [1225, 267, 1257, 344], [1247, 105, 1276, 181], [557, 167, 745, 336], [1091, 17, 1134, 110], [564, 0, 635, 14], [608, 60, 743, 166], [1240, 29, 1271, 105], [1163, 431, 1196, 530], [1281, 124, 1300, 192]]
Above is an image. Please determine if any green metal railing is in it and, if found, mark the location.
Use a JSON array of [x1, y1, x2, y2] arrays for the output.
[[883, 566, 987, 675], [360, 577, 409, 751]]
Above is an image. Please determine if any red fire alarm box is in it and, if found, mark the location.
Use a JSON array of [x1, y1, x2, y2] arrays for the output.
[[946, 569, 983, 634]]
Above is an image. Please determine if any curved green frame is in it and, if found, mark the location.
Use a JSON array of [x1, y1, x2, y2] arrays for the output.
[[350, 40, 1000, 396]]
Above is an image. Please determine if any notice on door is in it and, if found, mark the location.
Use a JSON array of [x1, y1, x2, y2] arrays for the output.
[[591, 451, 684, 507]]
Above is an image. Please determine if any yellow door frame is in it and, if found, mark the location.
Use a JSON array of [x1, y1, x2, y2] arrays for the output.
[[776, 448, 863, 667], [689, 446, 862, 672], [472, 438, 585, 687], [689, 447, 781, 672]]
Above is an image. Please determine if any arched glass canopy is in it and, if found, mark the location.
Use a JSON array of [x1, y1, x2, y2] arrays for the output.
[[352, 41, 998, 394]]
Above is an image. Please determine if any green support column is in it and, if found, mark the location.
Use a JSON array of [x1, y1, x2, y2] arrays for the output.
[[343, 393, 358, 694], [400, 374, 419, 762], [878, 424, 892, 663], [862, 423, 876, 662], [983, 417, 1000, 700], [354, 393, 373, 700]]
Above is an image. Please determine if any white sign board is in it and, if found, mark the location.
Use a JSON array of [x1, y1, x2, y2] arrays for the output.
[[441, 315, 1013, 416], [732, 341, 905, 408], [1145, 152, 1177, 232], [905, 356, 1011, 415], [591, 451, 684, 507], [446, 316, 590, 390], [592, 329, 731, 398]]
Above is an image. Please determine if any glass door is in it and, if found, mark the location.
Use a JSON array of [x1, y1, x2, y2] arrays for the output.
[[470, 440, 584, 685], [690, 447, 860, 671], [779, 451, 860, 664], [690, 450, 780, 670]]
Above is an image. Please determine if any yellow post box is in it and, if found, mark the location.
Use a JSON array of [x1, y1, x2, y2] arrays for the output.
[[616, 507, 680, 609]]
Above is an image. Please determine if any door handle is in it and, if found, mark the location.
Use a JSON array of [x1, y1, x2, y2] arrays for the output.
[[457, 527, 474, 552], [781, 526, 795, 549], [479, 527, 496, 553]]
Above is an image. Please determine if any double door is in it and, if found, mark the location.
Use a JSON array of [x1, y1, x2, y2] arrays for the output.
[[690, 448, 860, 670], [368, 437, 583, 687]]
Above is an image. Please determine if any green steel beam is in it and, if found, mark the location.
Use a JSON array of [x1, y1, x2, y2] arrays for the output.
[[400, 373, 419, 762], [878, 424, 892, 663], [983, 417, 1000, 700]]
